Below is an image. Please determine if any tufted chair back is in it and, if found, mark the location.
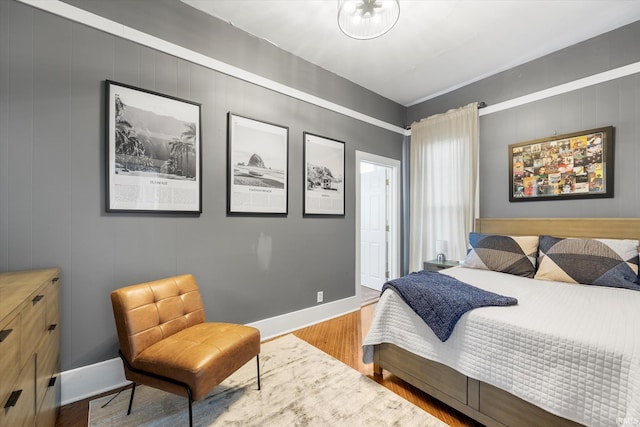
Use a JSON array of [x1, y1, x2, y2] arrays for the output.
[[110, 274, 206, 364]]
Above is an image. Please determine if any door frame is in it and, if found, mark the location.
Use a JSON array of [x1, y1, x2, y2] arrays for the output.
[[355, 151, 401, 301]]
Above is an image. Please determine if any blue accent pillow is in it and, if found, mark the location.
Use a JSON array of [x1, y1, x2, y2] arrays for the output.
[[461, 233, 538, 277], [535, 235, 640, 290]]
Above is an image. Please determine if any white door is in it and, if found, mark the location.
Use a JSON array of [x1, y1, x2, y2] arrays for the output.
[[360, 163, 388, 291], [355, 151, 400, 301]]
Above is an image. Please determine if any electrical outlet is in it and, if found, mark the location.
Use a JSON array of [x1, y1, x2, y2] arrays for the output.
[[317, 291, 324, 303]]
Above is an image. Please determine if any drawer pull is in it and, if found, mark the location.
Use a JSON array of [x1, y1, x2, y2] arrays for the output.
[[0, 328, 12, 342], [52, 277, 59, 283], [48, 324, 57, 332], [48, 376, 57, 387], [4, 389, 22, 409], [32, 294, 44, 305]]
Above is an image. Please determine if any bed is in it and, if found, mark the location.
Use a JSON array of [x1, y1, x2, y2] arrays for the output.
[[363, 218, 640, 427]]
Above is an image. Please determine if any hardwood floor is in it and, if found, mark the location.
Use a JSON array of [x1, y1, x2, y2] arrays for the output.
[[56, 303, 480, 426], [293, 303, 480, 427]]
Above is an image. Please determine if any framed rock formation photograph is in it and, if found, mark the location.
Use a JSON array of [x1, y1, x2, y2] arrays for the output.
[[106, 80, 202, 214], [303, 132, 345, 216], [227, 113, 289, 215]]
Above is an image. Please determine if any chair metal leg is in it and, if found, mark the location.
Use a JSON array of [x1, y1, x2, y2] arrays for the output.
[[127, 382, 136, 416], [256, 354, 261, 390], [187, 388, 193, 427]]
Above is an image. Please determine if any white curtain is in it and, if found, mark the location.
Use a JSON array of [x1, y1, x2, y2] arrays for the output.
[[409, 103, 479, 272]]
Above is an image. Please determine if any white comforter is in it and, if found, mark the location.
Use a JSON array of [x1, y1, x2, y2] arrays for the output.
[[362, 267, 640, 427]]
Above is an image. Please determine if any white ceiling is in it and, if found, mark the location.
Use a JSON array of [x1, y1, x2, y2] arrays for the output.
[[182, 1, 640, 107]]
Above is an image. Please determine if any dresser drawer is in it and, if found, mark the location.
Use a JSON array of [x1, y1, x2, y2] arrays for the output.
[[36, 327, 60, 411], [0, 313, 22, 406], [36, 386, 59, 427], [0, 268, 60, 427], [21, 291, 47, 363], [36, 368, 60, 427], [45, 276, 60, 329], [0, 356, 36, 427], [36, 353, 60, 427]]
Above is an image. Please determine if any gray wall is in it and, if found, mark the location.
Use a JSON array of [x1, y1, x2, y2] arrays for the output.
[[0, 0, 404, 370], [407, 20, 640, 219], [62, 0, 406, 128], [3, 0, 638, 372]]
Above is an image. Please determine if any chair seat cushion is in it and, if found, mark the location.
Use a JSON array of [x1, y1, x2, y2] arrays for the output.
[[131, 322, 260, 400]]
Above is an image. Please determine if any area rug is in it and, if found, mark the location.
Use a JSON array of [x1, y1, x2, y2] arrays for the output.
[[88, 334, 448, 427]]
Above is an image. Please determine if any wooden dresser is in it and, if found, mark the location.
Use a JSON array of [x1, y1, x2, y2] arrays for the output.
[[0, 268, 61, 427]]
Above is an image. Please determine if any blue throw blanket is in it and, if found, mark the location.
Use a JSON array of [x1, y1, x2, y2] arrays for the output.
[[382, 271, 517, 342]]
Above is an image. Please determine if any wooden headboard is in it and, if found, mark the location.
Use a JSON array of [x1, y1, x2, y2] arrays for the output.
[[475, 218, 640, 241]]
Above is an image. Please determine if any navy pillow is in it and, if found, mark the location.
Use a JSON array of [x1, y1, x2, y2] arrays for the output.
[[535, 235, 640, 290], [461, 233, 538, 278]]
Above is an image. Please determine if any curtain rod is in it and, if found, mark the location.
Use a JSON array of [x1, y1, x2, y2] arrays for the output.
[[405, 102, 486, 130]]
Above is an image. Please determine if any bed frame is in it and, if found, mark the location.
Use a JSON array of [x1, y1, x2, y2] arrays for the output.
[[373, 218, 640, 427]]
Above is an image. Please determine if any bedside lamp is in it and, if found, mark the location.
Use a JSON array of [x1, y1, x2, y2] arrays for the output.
[[436, 240, 448, 263]]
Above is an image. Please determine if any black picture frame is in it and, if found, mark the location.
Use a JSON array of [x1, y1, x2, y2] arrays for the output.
[[509, 126, 614, 202], [227, 113, 289, 215], [105, 80, 202, 214], [303, 132, 345, 216]]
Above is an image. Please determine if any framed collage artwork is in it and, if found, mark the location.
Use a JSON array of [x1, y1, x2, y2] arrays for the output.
[[509, 126, 614, 202]]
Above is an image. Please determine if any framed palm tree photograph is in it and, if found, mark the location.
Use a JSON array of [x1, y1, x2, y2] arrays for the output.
[[106, 80, 202, 213]]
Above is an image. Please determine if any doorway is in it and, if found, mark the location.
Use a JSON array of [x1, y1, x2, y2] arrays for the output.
[[355, 152, 400, 300]]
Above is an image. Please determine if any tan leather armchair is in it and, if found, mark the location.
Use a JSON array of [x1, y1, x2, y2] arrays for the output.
[[110, 274, 260, 426]]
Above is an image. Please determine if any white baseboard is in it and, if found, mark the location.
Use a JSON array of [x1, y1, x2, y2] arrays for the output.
[[60, 358, 129, 406], [246, 295, 359, 341], [60, 296, 360, 405]]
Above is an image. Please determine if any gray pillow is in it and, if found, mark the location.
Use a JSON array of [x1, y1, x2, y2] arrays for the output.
[[462, 232, 538, 277], [535, 235, 640, 290]]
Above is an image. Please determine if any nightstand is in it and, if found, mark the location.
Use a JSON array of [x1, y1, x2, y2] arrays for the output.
[[423, 259, 459, 272]]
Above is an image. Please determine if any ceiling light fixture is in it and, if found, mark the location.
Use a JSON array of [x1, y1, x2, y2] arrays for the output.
[[337, 0, 400, 40]]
